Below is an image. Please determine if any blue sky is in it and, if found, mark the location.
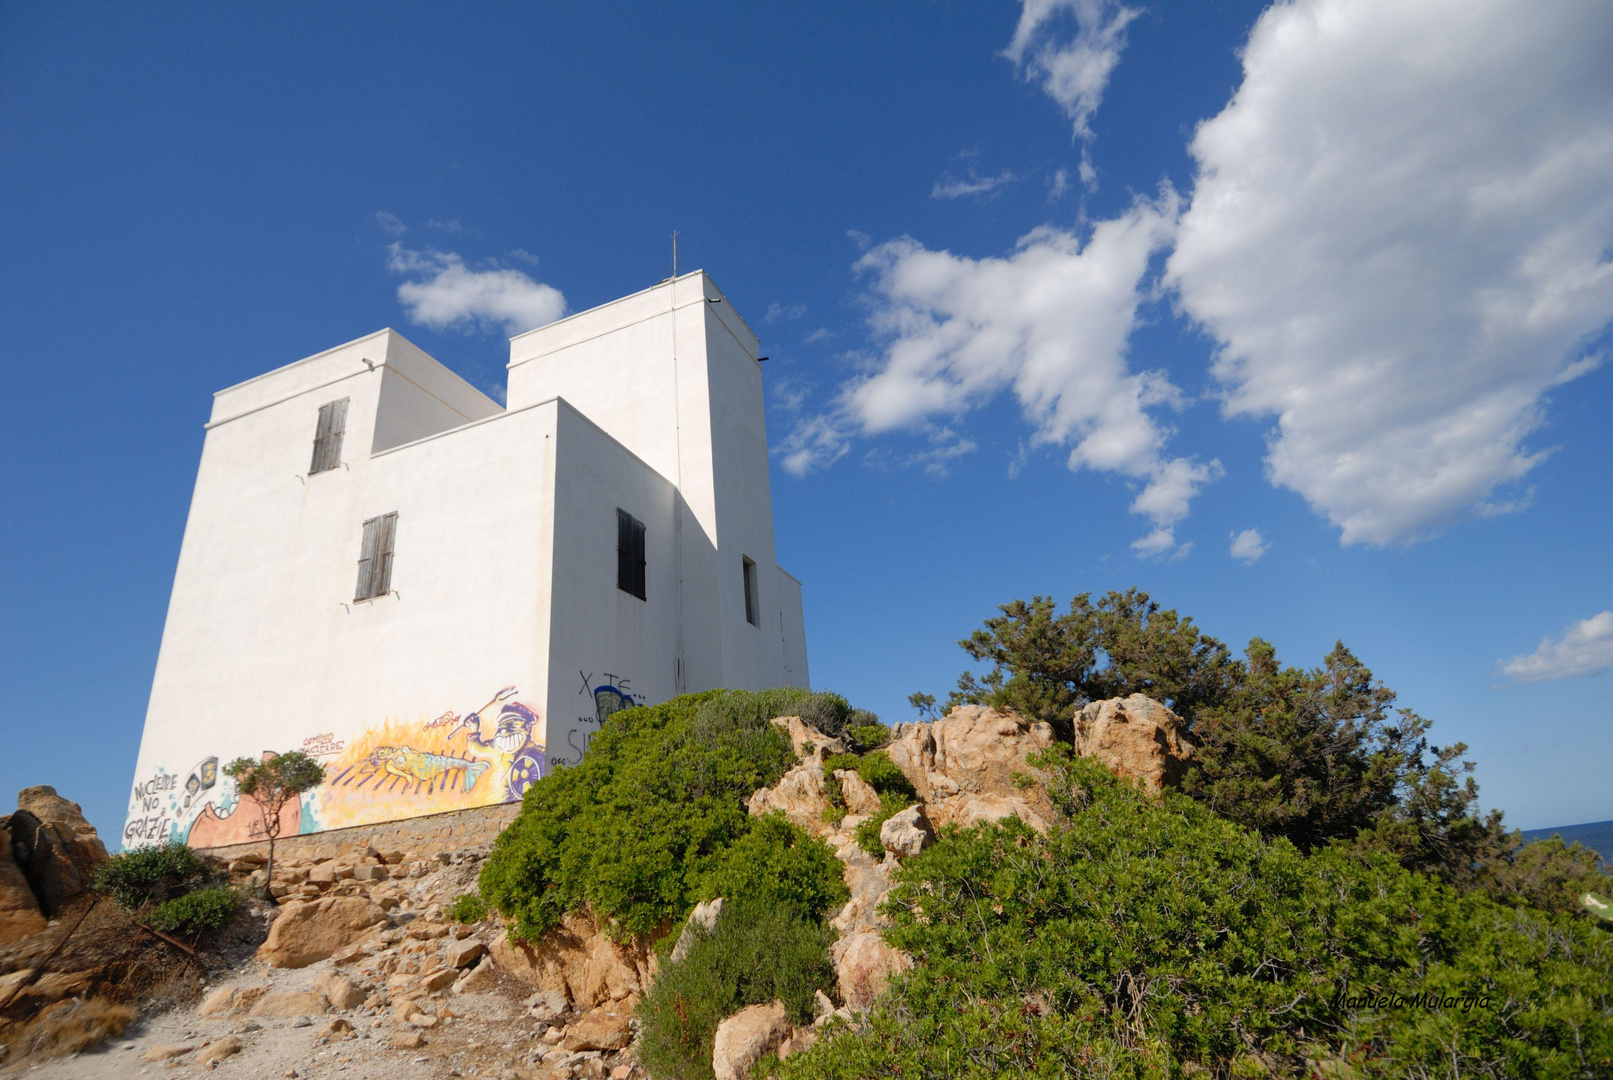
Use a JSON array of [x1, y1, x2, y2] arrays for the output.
[[2, 1, 1610, 844]]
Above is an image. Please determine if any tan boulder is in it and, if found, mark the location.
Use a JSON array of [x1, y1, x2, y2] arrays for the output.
[[197, 984, 268, 1018], [256, 896, 387, 968], [1071, 694, 1194, 793], [248, 988, 330, 1019], [950, 794, 1050, 833], [769, 716, 848, 764], [315, 972, 367, 1010], [196, 1036, 243, 1065], [453, 957, 501, 994], [561, 1003, 634, 1051], [878, 805, 934, 857], [831, 931, 910, 1011], [141, 1044, 194, 1062], [488, 910, 652, 1010], [711, 1001, 789, 1080], [445, 937, 486, 968], [421, 967, 457, 992], [835, 771, 882, 816], [0, 829, 46, 944]]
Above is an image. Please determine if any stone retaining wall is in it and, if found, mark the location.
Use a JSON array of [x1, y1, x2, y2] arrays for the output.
[[196, 803, 519, 862]]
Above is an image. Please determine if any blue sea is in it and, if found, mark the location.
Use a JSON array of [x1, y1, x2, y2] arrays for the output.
[[1520, 820, 1613, 867]]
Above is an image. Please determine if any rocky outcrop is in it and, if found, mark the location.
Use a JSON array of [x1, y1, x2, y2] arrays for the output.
[[831, 931, 911, 1011], [0, 827, 48, 943], [669, 897, 723, 964], [1071, 694, 1194, 793], [561, 1002, 635, 1051], [711, 1000, 789, 1080], [878, 805, 934, 857], [256, 896, 388, 968], [487, 909, 653, 1011], [0, 787, 109, 940], [884, 706, 1057, 833]]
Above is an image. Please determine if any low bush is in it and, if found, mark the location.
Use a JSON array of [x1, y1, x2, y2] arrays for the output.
[[479, 688, 854, 941], [638, 898, 837, 1080], [91, 841, 207, 909], [448, 893, 489, 924], [697, 813, 848, 918], [143, 885, 239, 938], [779, 751, 1613, 1079]]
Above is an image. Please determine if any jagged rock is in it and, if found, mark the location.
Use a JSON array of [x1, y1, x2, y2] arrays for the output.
[[0, 825, 46, 944], [5, 787, 109, 919], [835, 770, 883, 816], [769, 716, 848, 764], [561, 1003, 633, 1051], [1071, 694, 1194, 793], [669, 897, 723, 964], [315, 972, 367, 1010], [196, 1036, 243, 1064], [141, 1044, 194, 1062], [421, 967, 457, 992], [711, 1001, 789, 1080], [831, 931, 911, 1011], [778, 1025, 819, 1060], [256, 896, 387, 968], [879, 805, 934, 857], [525, 988, 570, 1022], [746, 762, 835, 837], [885, 707, 1057, 832], [488, 910, 651, 1011], [828, 843, 897, 936]]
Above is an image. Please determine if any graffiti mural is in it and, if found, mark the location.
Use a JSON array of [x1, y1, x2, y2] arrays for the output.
[[126, 686, 549, 845], [557, 671, 645, 766], [316, 686, 548, 830]]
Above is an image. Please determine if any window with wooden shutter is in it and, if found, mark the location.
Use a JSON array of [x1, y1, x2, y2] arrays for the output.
[[616, 509, 646, 601], [742, 556, 759, 626], [309, 398, 349, 474], [355, 511, 398, 601]]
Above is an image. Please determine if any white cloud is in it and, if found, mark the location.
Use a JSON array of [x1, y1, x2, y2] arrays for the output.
[[1500, 612, 1613, 683], [1168, 0, 1613, 546], [1229, 528, 1268, 563], [1004, 0, 1139, 157], [782, 186, 1221, 553], [1047, 167, 1071, 202], [764, 302, 807, 324], [387, 242, 566, 337], [932, 170, 1019, 200]]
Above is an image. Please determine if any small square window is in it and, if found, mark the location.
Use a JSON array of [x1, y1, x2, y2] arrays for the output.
[[617, 510, 646, 601]]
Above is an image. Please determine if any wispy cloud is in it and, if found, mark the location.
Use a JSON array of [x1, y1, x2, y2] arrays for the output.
[[379, 214, 565, 338], [931, 170, 1019, 200], [1229, 528, 1268, 563], [1500, 612, 1613, 683], [1004, 0, 1139, 190], [764, 302, 807, 324], [780, 186, 1219, 555]]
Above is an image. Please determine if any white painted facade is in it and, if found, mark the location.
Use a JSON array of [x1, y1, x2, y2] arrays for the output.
[[124, 273, 808, 849]]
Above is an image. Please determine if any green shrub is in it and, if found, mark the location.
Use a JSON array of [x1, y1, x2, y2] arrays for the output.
[[697, 813, 848, 918], [143, 886, 239, 938], [854, 792, 914, 858], [92, 841, 206, 909], [845, 723, 891, 753], [480, 689, 855, 942], [638, 898, 837, 1080], [778, 752, 1613, 1079], [448, 893, 489, 924]]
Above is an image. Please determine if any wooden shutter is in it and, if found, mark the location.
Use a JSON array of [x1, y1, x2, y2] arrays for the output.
[[310, 398, 350, 474], [374, 512, 398, 596], [355, 516, 381, 600]]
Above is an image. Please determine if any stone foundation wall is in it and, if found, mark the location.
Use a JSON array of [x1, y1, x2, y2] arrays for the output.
[[196, 803, 519, 863]]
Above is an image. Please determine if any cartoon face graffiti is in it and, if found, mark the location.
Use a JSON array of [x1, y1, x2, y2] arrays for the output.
[[182, 756, 218, 810], [453, 700, 547, 801]]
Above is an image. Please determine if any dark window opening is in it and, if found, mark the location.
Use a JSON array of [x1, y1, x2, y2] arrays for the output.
[[742, 556, 759, 627], [617, 509, 646, 601], [310, 398, 349, 474], [355, 512, 398, 601]]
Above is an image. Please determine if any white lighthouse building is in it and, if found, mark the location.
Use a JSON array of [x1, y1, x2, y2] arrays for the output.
[[124, 272, 809, 848]]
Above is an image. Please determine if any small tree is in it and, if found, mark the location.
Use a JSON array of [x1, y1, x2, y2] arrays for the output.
[[223, 751, 326, 900]]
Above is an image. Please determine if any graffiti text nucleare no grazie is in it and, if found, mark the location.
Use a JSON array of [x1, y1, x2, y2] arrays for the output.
[[125, 772, 177, 844]]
